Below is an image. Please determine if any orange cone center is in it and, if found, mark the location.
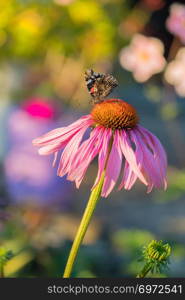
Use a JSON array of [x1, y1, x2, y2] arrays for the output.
[[91, 99, 139, 130]]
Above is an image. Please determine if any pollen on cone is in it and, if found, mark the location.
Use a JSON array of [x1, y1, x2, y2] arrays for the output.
[[91, 99, 139, 130]]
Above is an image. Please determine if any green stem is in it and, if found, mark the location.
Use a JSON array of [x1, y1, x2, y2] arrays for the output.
[[63, 172, 105, 278], [136, 263, 152, 278]]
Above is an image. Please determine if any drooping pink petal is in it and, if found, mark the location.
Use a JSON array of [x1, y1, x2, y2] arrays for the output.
[[33, 127, 72, 146], [125, 170, 137, 190], [118, 161, 137, 190], [67, 126, 105, 188], [32, 115, 93, 146], [35, 116, 92, 155], [73, 131, 103, 188], [119, 161, 129, 190], [132, 131, 156, 191], [101, 130, 122, 197], [92, 128, 112, 189], [57, 124, 89, 177], [118, 130, 148, 185], [68, 127, 102, 179], [131, 129, 164, 192], [138, 125, 167, 164], [73, 129, 105, 187], [38, 141, 69, 155], [137, 125, 167, 189]]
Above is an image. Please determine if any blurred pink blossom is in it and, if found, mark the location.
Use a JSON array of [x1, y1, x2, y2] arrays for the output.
[[4, 97, 73, 206], [22, 98, 55, 119], [54, 0, 75, 5], [119, 34, 166, 82], [166, 3, 185, 44], [8, 97, 56, 140], [164, 47, 185, 97]]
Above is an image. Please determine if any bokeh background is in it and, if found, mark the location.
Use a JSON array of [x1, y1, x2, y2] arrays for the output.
[[0, 0, 185, 277]]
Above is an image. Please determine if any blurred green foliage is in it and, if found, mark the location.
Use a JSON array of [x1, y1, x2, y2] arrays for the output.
[[0, 247, 14, 277], [0, 0, 123, 62], [1, 213, 184, 278]]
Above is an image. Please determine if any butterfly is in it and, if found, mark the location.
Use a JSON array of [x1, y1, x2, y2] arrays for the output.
[[84, 69, 118, 104]]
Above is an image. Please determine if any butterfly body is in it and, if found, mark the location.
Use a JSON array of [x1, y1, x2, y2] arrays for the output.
[[85, 69, 118, 104]]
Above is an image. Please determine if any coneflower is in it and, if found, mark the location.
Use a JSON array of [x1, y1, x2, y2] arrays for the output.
[[33, 70, 167, 277]]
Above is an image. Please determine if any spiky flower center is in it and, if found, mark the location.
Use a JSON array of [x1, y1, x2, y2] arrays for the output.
[[143, 240, 171, 263], [91, 99, 139, 130]]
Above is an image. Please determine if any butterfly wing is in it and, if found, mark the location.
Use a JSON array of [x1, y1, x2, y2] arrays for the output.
[[85, 69, 118, 103]]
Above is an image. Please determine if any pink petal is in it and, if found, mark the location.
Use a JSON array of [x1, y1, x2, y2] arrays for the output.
[[118, 130, 148, 185], [118, 161, 137, 190], [138, 125, 167, 188], [92, 128, 112, 189], [67, 127, 104, 188], [125, 170, 137, 190], [38, 141, 68, 155], [138, 125, 167, 165], [36, 117, 92, 155], [131, 130, 156, 191], [131, 129, 164, 191], [73, 129, 104, 186], [57, 125, 89, 177], [101, 130, 122, 197], [32, 115, 93, 146]]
